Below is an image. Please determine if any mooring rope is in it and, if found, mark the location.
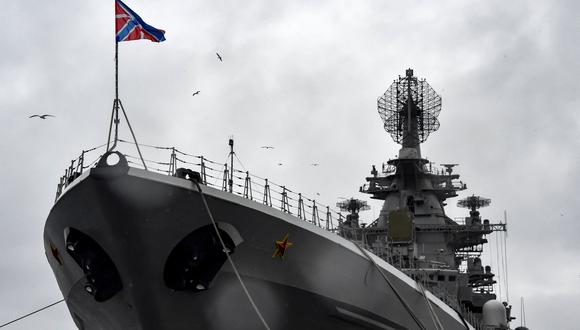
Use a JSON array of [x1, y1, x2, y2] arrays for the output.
[[417, 282, 444, 330], [193, 181, 271, 330], [0, 299, 64, 328], [353, 242, 427, 330]]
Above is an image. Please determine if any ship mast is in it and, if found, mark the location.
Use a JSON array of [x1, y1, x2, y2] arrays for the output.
[[402, 69, 421, 156]]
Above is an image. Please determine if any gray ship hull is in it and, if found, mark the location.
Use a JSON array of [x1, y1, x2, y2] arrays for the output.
[[44, 161, 473, 330]]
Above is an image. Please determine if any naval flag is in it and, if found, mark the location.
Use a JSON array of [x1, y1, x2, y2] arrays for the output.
[[115, 0, 166, 43]]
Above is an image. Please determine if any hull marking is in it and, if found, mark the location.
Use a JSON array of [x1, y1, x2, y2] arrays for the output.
[[272, 233, 293, 259]]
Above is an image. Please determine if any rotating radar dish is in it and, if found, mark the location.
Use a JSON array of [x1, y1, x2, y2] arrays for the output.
[[378, 69, 442, 145], [457, 195, 491, 211], [336, 198, 370, 214]]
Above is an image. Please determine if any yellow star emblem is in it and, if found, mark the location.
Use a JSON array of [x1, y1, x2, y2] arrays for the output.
[[272, 233, 293, 259]]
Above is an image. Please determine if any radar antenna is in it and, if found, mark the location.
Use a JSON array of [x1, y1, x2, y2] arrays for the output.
[[441, 164, 458, 175], [336, 198, 371, 214], [377, 69, 442, 147], [458, 195, 491, 216]]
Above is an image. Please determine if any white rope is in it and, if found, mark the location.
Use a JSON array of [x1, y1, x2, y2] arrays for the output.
[[193, 181, 271, 330], [353, 242, 426, 330], [417, 282, 444, 330]]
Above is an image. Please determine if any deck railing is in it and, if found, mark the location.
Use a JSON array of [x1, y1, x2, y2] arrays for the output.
[[55, 140, 347, 233]]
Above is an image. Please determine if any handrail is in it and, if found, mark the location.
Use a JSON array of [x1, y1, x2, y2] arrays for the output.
[[55, 141, 346, 232]]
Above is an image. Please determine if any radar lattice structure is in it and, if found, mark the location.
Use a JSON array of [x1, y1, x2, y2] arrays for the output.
[[336, 198, 370, 214], [457, 195, 491, 212], [378, 69, 442, 144]]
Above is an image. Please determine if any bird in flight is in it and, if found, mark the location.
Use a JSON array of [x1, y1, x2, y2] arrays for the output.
[[192, 91, 200, 96], [311, 163, 320, 166], [29, 114, 54, 119], [216, 52, 223, 62], [277, 163, 283, 166], [261, 146, 274, 149]]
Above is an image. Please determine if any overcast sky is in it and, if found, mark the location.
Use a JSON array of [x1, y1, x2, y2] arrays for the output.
[[1, 0, 579, 329]]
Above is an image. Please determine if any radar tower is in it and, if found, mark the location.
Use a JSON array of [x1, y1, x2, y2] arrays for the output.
[[377, 68, 442, 157], [336, 198, 370, 214], [458, 195, 491, 217], [336, 198, 370, 229]]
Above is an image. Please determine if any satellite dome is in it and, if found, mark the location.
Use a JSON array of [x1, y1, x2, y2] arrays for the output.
[[482, 300, 507, 328]]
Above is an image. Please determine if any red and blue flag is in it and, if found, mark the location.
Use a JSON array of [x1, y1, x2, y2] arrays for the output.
[[115, 0, 165, 43]]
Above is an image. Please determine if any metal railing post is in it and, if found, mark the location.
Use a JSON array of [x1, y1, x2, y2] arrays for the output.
[[243, 171, 253, 200], [79, 151, 85, 174], [263, 179, 272, 207], [222, 163, 229, 191], [311, 200, 319, 226], [281, 186, 289, 213], [297, 193, 305, 219], [169, 147, 176, 175]]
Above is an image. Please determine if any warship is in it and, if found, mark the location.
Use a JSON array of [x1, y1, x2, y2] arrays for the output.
[[44, 69, 518, 329]]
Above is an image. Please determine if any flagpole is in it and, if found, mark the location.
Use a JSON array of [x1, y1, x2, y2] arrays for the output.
[[110, 35, 148, 170], [115, 40, 119, 101], [113, 40, 119, 146], [106, 40, 119, 151], [106, 0, 159, 170]]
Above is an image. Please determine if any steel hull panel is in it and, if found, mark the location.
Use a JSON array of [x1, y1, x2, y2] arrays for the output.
[[44, 166, 472, 330]]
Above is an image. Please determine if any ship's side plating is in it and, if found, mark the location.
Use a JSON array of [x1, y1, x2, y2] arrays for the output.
[[44, 154, 473, 330]]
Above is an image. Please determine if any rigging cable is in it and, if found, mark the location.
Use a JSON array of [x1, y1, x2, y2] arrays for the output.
[[117, 101, 147, 170], [502, 214, 510, 303], [233, 152, 247, 172], [495, 231, 502, 301], [0, 299, 64, 328], [500, 231, 506, 302], [500, 230, 508, 303], [352, 243, 427, 330], [192, 181, 271, 330]]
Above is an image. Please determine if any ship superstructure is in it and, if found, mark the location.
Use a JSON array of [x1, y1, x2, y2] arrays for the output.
[[356, 69, 510, 326]]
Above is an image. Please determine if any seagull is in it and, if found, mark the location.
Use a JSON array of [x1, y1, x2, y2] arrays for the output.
[[261, 146, 274, 149], [192, 91, 200, 96], [216, 52, 223, 62], [311, 163, 320, 166], [29, 114, 54, 119], [277, 163, 283, 166]]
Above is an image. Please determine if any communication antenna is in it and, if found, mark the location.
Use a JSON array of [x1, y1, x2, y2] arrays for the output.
[[503, 210, 510, 302], [520, 297, 526, 327], [377, 69, 442, 147], [504, 210, 508, 237]]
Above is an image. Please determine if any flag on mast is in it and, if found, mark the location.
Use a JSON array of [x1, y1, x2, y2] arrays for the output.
[[115, 0, 165, 42]]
